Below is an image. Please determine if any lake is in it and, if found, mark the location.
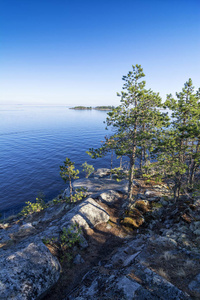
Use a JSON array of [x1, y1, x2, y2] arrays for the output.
[[0, 105, 122, 218]]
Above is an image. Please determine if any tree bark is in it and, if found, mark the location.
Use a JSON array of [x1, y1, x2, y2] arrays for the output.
[[69, 179, 73, 202], [128, 147, 136, 201]]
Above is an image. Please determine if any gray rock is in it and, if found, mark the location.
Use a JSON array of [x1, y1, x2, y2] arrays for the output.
[[9, 223, 36, 240], [193, 221, 200, 230], [93, 168, 110, 177], [123, 251, 141, 267], [38, 225, 60, 240], [61, 197, 110, 230], [116, 276, 141, 298], [0, 239, 61, 300], [145, 190, 159, 198], [42, 203, 66, 222], [194, 229, 200, 236], [73, 254, 85, 265], [99, 190, 121, 205], [149, 236, 177, 248], [188, 273, 200, 298], [79, 234, 89, 249], [72, 178, 129, 195], [130, 263, 190, 300], [62, 187, 70, 198]]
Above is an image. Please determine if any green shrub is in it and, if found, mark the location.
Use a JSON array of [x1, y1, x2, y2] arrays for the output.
[[20, 193, 46, 216], [81, 162, 94, 178], [60, 224, 82, 250]]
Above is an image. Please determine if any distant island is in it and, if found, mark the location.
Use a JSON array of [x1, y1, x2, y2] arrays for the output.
[[69, 106, 115, 111], [69, 106, 92, 110]]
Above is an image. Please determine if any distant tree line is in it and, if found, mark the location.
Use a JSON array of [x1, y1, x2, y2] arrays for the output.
[[70, 106, 115, 111]]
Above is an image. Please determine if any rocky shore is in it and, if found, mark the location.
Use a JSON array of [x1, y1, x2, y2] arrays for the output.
[[0, 168, 200, 299]]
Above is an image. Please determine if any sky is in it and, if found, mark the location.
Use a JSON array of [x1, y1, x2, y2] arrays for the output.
[[0, 0, 199, 106]]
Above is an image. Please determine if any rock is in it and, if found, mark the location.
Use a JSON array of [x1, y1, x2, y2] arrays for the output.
[[42, 203, 66, 222], [188, 273, 200, 298], [62, 187, 70, 198], [99, 190, 121, 206], [145, 190, 159, 198], [79, 234, 89, 249], [61, 197, 110, 230], [93, 168, 110, 177], [134, 200, 150, 213], [196, 236, 200, 247], [0, 239, 61, 300], [67, 257, 189, 300], [149, 236, 177, 248], [122, 251, 141, 267], [160, 199, 168, 206], [122, 216, 144, 229], [72, 178, 129, 195], [193, 221, 200, 230], [67, 269, 145, 299], [9, 223, 36, 240], [194, 229, 200, 236], [73, 254, 85, 265], [38, 225, 60, 240], [129, 263, 190, 300], [121, 208, 145, 229], [116, 276, 142, 298]]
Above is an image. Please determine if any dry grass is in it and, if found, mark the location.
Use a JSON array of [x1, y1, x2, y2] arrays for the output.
[[161, 251, 176, 261], [157, 268, 170, 281], [175, 268, 186, 278]]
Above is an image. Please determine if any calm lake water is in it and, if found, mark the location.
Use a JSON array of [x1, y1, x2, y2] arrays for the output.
[[0, 105, 122, 218]]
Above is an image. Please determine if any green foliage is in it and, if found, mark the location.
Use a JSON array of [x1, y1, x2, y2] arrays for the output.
[[94, 106, 115, 110], [155, 176, 162, 183], [104, 64, 168, 200], [71, 189, 86, 202], [20, 193, 46, 216], [63, 188, 88, 203], [81, 162, 94, 178], [111, 167, 127, 181], [60, 224, 82, 250], [60, 158, 79, 184], [60, 158, 79, 202], [156, 78, 200, 200], [42, 224, 83, 263]]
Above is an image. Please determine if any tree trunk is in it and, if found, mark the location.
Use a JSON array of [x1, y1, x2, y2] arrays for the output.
[[110, 149, 113, 178], [188, 141, 199, 188], [120, 156, 123, 169], [69, 179, 73, 202], [128, 147, 136, 201]]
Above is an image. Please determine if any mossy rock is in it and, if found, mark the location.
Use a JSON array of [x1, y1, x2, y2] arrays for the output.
[[134, 200, 150, 213], [125, 207, 143, 218], [122, 207, 144, 229], [121, 216, 144, 229]]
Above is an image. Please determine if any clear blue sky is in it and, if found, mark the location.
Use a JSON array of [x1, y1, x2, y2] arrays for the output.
[[0, 0, 199, 106]]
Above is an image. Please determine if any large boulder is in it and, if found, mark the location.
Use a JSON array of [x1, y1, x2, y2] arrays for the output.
[[0, 238, 61, 300], [61, 197, 110, 230]]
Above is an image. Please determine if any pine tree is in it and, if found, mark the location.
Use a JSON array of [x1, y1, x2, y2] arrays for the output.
[[160, 79, 200, 199], [105, 65, 168, 201], [60, 158, 79, 202]]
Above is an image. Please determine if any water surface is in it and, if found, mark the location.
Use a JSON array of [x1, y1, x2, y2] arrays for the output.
[[0, 105, 121, 217]]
